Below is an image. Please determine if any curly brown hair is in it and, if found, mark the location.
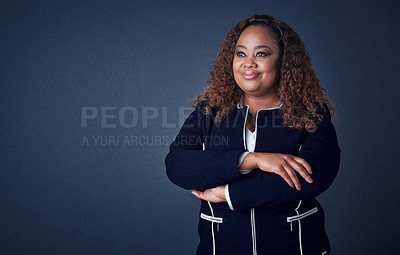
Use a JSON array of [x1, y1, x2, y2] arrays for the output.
[[191, 14, 337, 133]]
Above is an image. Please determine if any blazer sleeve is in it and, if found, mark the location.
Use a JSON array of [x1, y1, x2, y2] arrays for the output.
[[226, 105, 341, 211], [165, 102, 248, 191]]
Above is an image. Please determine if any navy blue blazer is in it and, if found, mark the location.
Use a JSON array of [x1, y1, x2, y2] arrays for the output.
[[165, 100, 341, 255]]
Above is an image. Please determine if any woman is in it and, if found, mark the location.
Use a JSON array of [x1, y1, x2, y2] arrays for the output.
[[165, 14, 341, 255]]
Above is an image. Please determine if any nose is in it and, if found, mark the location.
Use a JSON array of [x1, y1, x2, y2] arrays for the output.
[[244, 56, 257, 68]]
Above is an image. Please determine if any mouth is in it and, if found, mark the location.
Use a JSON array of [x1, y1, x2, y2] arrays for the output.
[[242, 71, 260, 80]]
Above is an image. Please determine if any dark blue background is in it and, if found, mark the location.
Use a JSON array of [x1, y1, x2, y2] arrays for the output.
[[1, 0, 399, 254]]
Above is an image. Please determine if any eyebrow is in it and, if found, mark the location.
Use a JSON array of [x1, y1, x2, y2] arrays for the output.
[[236, 45, 272, 51]]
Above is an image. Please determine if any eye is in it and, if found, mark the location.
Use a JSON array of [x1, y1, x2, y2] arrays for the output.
[[235, 51, 246, 57], [256, 51, 271, 57]]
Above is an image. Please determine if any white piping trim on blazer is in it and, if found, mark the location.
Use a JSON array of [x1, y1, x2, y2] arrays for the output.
[[236, 94, 283, 110], [242, 106, 249, 150], [236, 95, 283, 255], [241, 105, 258, 255], [247, 99, 282, 255], [208, 201, 216, 255], [242, 106, 258, 255], [225, 184, 234, 210], [203, 142, 218, 255], [251, 108, 258, 255], [286, 203, 319, 255], [292, 200, 305, 255], [286, 207, 318, 223], [251, 208, 257, 255], [200, 213, 223, 223]]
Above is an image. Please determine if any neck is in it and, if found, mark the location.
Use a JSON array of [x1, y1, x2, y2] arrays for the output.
[[243, 92, 281, 114]]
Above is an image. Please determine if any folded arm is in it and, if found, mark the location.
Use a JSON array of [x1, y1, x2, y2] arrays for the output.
[[165, 102, 247, 191], [226, 107, 341, 211]]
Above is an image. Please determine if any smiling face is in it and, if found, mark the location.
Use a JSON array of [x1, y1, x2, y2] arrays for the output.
[[233, 25, 281, 97]]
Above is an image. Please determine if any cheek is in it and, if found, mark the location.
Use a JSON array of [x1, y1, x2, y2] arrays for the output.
[[232, 61, 241, 78], [263, 60, 279, 73], [232, 59, 240, 72], [232, 64, 241, 84]]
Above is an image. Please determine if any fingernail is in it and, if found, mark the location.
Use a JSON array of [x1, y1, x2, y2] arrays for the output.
[[297, 186, 301, 191], [308, 177, 313, 183]]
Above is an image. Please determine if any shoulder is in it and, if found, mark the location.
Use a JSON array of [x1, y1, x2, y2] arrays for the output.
[[194, 100, 219, 117], [194, 100, 207, 111], [313, 102, 331, 123], [300, 102, 333, 134], [192, 101, 207, 118]]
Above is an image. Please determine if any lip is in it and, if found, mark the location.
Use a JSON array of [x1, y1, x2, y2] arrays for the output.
[[242, 71, 260, 80]]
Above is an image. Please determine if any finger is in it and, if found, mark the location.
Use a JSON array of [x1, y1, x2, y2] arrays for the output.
[[192, 190, 201, 197], [275, 166, 295, 188], [292, 156, 312, 174], [192, 190, 206, 200], [282, 161, 301, 191], [193, 190, 221, 203], [286, 156, 313, 183]]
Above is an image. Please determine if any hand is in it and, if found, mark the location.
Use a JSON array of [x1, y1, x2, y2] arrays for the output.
[[253, 152, 313, 190], [191, 185, 226, 203]]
